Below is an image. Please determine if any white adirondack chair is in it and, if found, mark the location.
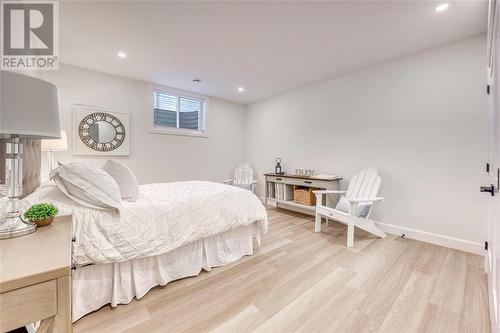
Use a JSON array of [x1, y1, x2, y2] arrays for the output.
[[314, 168, 386, 247], [224, 163, 258, 193]]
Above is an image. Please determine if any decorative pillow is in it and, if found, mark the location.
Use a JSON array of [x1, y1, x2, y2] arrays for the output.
[[335, 196, 371, 218], [22, 182, 79, 216], [102, 160, 139, 201], [50, 162, 121, 210]]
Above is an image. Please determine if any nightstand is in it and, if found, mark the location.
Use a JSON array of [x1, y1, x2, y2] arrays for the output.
[[0, 216, 72, 333]]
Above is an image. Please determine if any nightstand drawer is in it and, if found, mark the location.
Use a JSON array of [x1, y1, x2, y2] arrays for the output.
[[0, 279, 57, 332]]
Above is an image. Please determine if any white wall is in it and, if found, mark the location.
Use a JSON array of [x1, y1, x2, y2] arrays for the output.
[[39, 64, 246, 184], [245, 36, 488, 252], [36, 37, 488, 252]]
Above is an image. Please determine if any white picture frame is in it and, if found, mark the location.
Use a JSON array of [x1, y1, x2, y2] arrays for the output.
[[73, 104, 130, 156]]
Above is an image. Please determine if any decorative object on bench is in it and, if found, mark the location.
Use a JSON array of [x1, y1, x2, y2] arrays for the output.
[[264, 173, 342, 215], [73, 104, 130, 156], [23, 203, 59, 227], [224, 163, 258, 193], [275, 158, 284, 175], [314, 167, 386, 247], [0, 70, 61, 239], [295, 169, 315, 176]]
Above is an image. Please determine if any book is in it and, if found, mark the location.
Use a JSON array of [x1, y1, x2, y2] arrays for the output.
[[285, 184, 294, 201], [268, 182, 275, 198]]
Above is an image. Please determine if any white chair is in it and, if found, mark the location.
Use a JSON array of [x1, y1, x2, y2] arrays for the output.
[[224, 163, 258, 193], [314, 167, 386, 247]]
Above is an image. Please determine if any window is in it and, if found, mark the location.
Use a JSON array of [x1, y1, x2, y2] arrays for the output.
[[152, 89, 207, 137]]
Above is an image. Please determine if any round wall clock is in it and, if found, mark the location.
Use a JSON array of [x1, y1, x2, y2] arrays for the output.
[[78, 112, 126, 152]]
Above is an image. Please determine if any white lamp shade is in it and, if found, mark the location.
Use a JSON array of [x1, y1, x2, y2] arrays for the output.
[[42, 130, 68, 151], [0, 71, 60, 139]]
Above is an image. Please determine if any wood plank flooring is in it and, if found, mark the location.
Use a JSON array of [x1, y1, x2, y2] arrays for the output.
[[74, 207, 490, 333]]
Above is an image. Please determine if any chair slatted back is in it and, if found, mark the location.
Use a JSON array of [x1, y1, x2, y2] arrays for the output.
[[233, 163, 254, 185], [345, 168, 381, 200]]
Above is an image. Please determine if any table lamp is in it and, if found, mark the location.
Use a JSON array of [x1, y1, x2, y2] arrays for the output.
[[0, 71, 61, 239], [42, 130, 68, 173]]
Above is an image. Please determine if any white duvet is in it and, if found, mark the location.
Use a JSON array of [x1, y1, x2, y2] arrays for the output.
[[23, 181, 268, 265]]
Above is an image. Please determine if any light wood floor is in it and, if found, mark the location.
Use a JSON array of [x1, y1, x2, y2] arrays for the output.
[[74, 207, 490, 333]]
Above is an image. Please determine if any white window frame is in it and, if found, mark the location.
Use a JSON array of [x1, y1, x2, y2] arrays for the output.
[[150, 86, 209, 138]]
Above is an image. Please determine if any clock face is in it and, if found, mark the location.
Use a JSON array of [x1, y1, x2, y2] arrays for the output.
[[78, 112, 126, 152]]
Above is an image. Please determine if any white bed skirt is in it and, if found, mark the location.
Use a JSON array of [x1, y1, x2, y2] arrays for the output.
[[73, 224, 257, 322]]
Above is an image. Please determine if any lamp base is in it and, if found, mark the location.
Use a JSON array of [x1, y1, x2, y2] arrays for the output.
[[0, 215, 36, 239]]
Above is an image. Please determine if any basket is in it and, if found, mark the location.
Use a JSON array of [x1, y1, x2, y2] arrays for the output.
[[31, 216, 55, 227], [294, 186, 317, 206]]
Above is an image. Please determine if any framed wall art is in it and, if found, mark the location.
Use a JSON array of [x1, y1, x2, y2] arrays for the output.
[[73, 104, 130, 156]]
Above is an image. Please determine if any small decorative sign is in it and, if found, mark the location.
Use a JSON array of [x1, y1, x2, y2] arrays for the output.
[[295, 169, 315, 176]]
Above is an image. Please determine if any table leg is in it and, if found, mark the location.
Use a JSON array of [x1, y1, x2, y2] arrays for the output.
[[53, 275, 72, 333]]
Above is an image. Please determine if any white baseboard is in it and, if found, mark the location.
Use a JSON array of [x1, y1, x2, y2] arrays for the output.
[[376, 222, 484, 256], [261, 197, 483, 255]]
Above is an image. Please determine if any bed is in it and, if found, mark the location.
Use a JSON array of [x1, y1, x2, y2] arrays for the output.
[[20, 160, 268, 321]]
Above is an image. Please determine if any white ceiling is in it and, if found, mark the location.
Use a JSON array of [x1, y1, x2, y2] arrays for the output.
[[59, 1, 487, 104]]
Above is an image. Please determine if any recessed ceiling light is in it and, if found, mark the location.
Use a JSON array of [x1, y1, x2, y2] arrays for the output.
[[117, 51, 127, 58], [435, 3, 449, 12], [192, 78, 202, 83], [238, 87, 245, 92]]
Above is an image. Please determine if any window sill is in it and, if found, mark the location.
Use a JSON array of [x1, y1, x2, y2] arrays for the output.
[[150, 127, 209, 138]]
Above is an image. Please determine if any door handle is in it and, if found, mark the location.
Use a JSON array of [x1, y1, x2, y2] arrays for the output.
[[480, 184, 495, 196]]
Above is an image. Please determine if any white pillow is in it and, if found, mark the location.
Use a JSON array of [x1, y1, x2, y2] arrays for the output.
[[102, 160, 139, 201], [50, 162, 122, 210], [335, 196, 371, 218], [22, 182, 81, 216]]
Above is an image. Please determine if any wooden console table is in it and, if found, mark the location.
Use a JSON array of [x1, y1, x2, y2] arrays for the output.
[[0, 216, 72, 333], [264, 173, 342, 215]]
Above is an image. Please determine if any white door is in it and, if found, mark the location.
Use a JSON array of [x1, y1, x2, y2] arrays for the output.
[[486, 1, 500, 331]]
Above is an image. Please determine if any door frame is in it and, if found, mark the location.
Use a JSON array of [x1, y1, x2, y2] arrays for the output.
[[487, 0, 499, 331]]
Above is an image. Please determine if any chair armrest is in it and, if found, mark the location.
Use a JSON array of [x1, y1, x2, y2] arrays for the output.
[[313, 190, 347, 195], [347, 197, 384, 203], [223, 179, 233, 184]]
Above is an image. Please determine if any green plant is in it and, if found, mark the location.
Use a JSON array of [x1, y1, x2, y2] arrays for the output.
[[24, 203, 58, 221]]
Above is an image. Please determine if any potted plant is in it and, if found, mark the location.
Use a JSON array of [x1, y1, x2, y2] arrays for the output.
[[23, 203, 58, 227]]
